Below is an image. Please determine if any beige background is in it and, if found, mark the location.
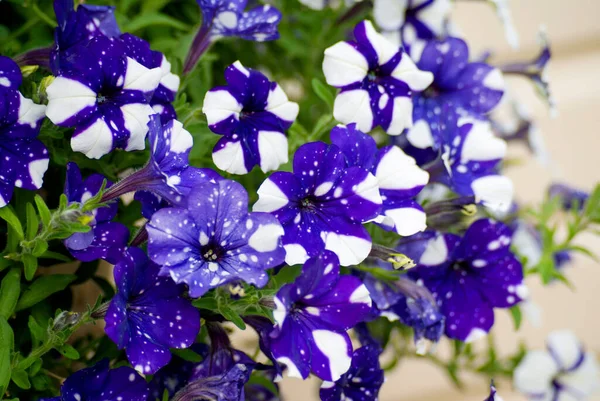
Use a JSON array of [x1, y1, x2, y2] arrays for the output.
[[277, 1, 600, 400]]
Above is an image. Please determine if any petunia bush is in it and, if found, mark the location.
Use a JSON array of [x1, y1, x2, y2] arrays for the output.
[[0, 0, 599, 400]]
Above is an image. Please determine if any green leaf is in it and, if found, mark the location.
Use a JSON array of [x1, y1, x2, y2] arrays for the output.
[[34, 195, 51, 227], [123, 13, 189, 33], [16, 274, 76, 312], [28, 358, 42, 376], [170, 348, 204, 363], [0, 317, 14, 395], [28, 316, 47, 348], [509, 305, 522, 330], [25, 203, 39, 241], [11, 369, 30, 390], [311, 78, 335, 109], [0, 268, 21, 319], [192, 297, 218, 310], [56, 343, 79, 360], [31, 240, 49, 258], [219, 306, 246, 330], [39, 251, 72, 263], [0, 205, 24, 240], [22, 253, 38, 281]]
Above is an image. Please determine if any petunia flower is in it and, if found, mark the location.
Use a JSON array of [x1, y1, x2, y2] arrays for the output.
[[405, 37, 504, 152], [428, 117, 514, 212], [183, 0, 282, 74], [51, 0, 120, 70], [330, 123, 429, 236], [269, 251, 372, 381], [147, 178, 286, 298], [202, 61, 299, 174], [0, 56, 49, 208], [548, 182, 589, 211], [120, 33, 181, 121], [511, 219, 572, 271], [320, 344, 384, 401], [41, 359, 149, 401], [101, 116, 218, 210], [402, 219, 525, 342], [514, 330, 600, 401], [105, 247, 201, 375], [373, 0, 452, 48], [484, 381, 504, 401], [45, 36, 162, 159], [63, 163, 129, 263], [322, 20, 433, 135], [253, 141, 382, 266]]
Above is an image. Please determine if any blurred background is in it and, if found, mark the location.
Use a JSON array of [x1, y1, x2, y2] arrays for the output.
[[275, 0, 600, 399]]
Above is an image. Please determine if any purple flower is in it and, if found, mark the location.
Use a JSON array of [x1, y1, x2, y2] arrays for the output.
[[373, 0, 452, 49], [147, 178, 286, 298], [63, 163, 129, 264], [183, 0, 282, 74], [253, 141, 382, 266], [43, 359, 149, 401], [51, 0, 121, 73], [484, 381, 503, 401], [319, 344, 384, 401], [330, 123, 429, 236], [120, 33, 181, 121], [364, 269, 445, 353], [105, 247, 200, 375], [0, 56, 49, 207], [403, 219, 524, 342], [269, 251, 372, 381], [45, 36, 162, 159], [548, 183, 589, 211], [202, 61, 299, 174], [323, 20, 433, 135]]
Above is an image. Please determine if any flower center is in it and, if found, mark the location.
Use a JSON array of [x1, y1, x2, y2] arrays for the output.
[[97, 93, 108, 104], [201, 245, 224, 262], [422, 84, 441, 98], [300, 197, 317, 212]]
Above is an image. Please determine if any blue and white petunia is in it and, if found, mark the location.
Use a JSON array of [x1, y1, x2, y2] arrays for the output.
[[330, 123, 430, 236], [253, 140, 382, 266], [105, 247, 201, 375], [0, 56, 49, 208], [147, 178, 286, 298], [320, 344, 384, 401], [183, 0, 282, 73], [403, 219, 525, 342], [514, 330, 600, 401], [63, 163, 129, 263], [322, 20, 433, 135], [45, 36, 162, 159], [203, 61, 299, 174], [269, 251, 372, 381], [373, 0, 452, 49]]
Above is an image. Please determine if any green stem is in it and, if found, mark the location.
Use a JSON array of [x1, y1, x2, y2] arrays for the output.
[[31, 4, 57, 28]]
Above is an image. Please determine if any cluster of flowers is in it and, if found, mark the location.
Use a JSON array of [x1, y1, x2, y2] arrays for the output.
[[2, 0, 598, 400]]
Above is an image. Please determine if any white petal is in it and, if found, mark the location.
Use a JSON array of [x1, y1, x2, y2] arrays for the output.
[[266, 84, 299, 122], [387, 96, 414, 135], [277, 356, 303, 379], [362, 20, 398, 66], [28, 159, 49, 189], [349, 284, 372, 306], [384, 207, 427, 236], [231, 60, 250, 77], [547, 330, 584, 370], [353, 172, 382, 204], [322, 232, 371, 266], [312, 330, 352, 382], [557, 353, 600, 397], [299, 0, 325, 10], [254, 178, 290, 212], [373, 0, 408, 31], [416, 0, 452, 36], [212, 140, 247, 174], [323, 42, 369, 87], [169, 120, 193, 154], [471, 175, 514, 212], [123, 57, 162, 92], [465, 328, 487, 343], [46, 77, 96, 125], [333, 89, 373, 133], [283, 243, 310, 266], [17, 94, 46, 128], [375, 146, 429, 190], [71, 118, 113, 159], [460, 120, 507, 163], [483, 67, 505, 91], [420, 235, 448, 266], [257, 130, 289, 173], [513, 350, 559, 396], [217, 11, 238, 29], [248, 224, 284, 252], [273, 296, 287, 326], [158, 55, 180, 92], [406, 119, 434, 149], [202, 90, 242, 125], [391, 54, 434, 91], [120, 103, 154, 151]]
